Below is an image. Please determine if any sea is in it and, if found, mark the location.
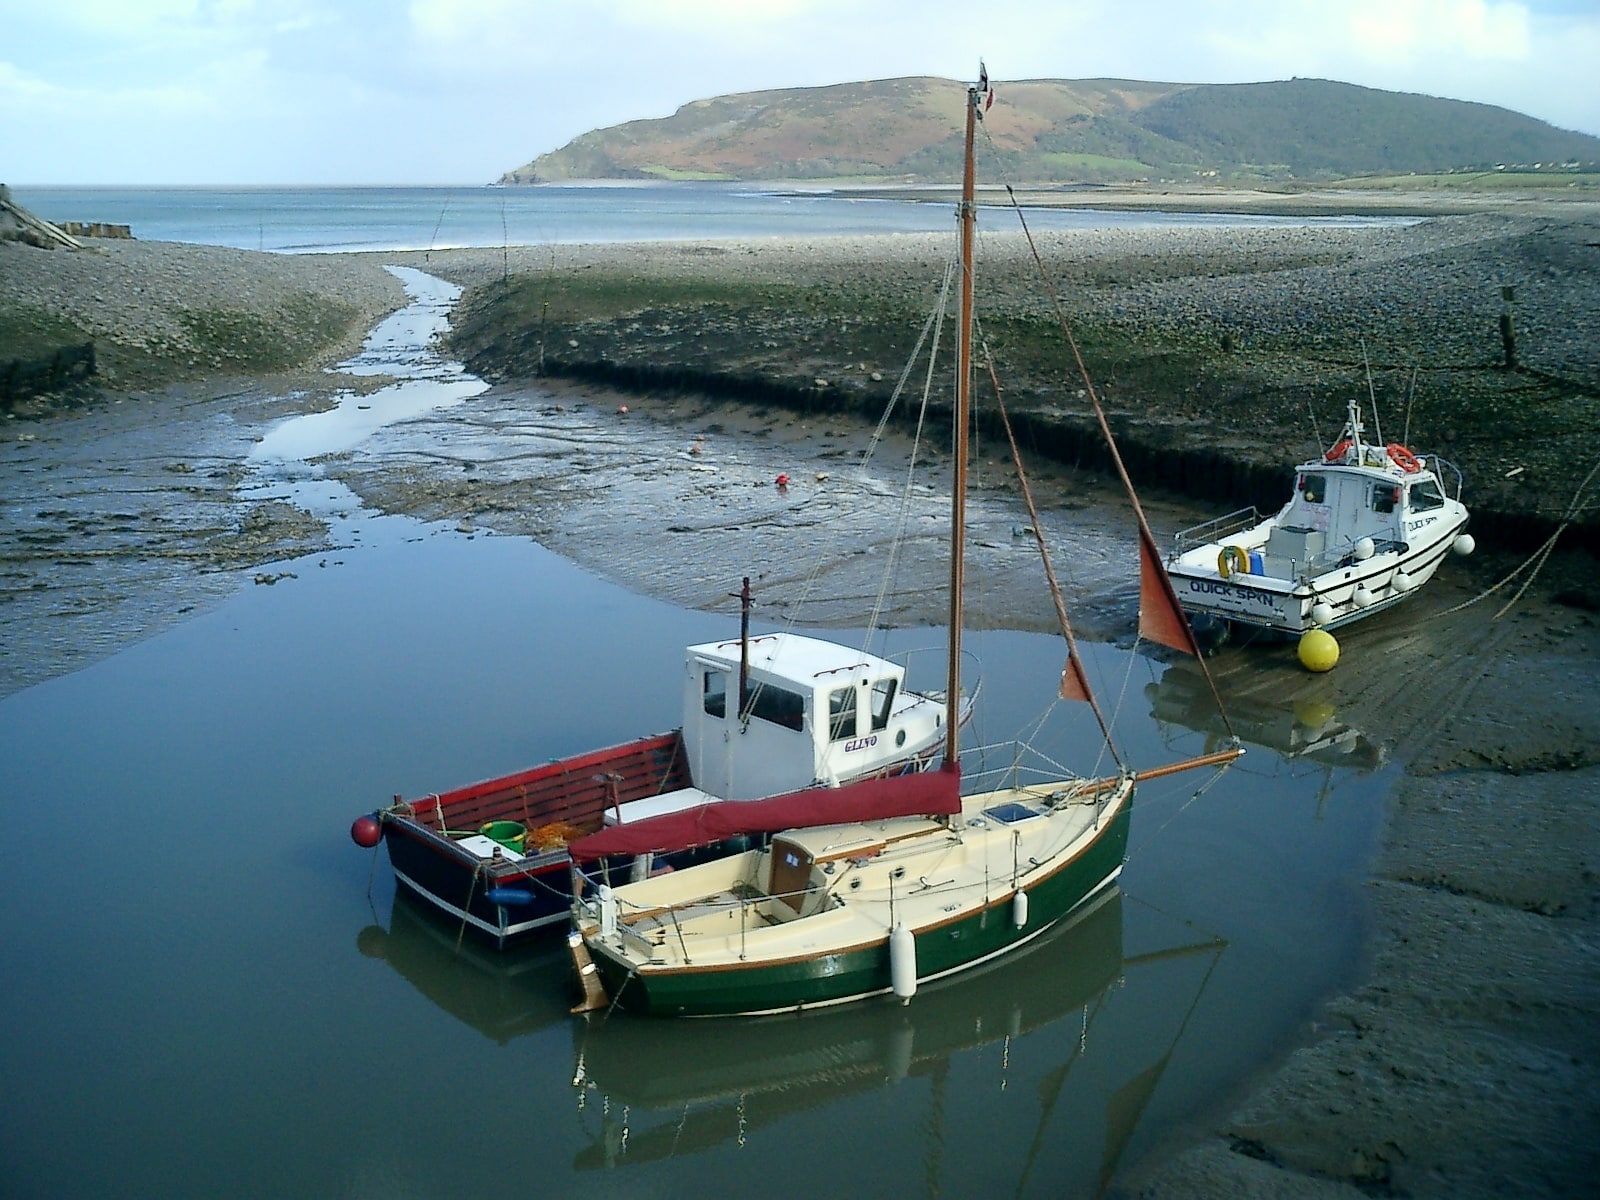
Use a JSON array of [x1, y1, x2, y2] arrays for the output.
[[9, 182, 1405, 253]]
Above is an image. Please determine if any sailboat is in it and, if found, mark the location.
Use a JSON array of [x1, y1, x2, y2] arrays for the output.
[[565, 71, 1243, 1017]]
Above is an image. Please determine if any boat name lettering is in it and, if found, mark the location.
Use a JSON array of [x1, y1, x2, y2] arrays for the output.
[[1187, 578, 1269, 604], [1405, 514, 1439, 533], [843, 734, 879, 753]]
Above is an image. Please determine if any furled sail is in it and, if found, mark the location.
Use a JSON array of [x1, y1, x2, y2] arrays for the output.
[[568, 765, 962, 862]]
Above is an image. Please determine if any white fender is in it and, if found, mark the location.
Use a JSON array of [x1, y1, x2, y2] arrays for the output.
[[890, 923, 917, 1003]]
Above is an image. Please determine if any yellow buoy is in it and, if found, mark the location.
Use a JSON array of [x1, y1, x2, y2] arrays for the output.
[[1298, 629, 1340, 672]]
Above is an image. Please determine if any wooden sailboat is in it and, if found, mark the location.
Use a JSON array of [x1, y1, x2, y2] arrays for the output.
[[565, 71, 1242, 1017]]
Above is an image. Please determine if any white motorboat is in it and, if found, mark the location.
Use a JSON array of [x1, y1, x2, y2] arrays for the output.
[[1165, 400, 1473, 641]]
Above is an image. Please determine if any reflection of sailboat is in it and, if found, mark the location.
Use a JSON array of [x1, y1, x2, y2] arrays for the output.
[[572, 889, 1123, 1168], [1145, 663, 1385, 773], [355, 893, 572, 1044], [572, 889, 1224, 1194]]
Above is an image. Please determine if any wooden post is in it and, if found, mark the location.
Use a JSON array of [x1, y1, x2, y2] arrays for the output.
[[1500, 285, 1518, 370]]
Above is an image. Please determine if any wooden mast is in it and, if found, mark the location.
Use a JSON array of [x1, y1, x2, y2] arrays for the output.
[[945, 84, 978, 769]]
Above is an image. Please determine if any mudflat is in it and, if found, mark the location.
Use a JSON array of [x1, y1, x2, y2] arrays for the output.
[[3, 212, 1597, 1197]]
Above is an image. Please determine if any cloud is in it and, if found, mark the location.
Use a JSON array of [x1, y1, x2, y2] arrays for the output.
[[4, 0, 1597, 183]]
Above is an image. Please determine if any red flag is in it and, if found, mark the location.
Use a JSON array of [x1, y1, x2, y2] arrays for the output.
[[1059, 651, 1092, 702], [985, 87, 996, 111]]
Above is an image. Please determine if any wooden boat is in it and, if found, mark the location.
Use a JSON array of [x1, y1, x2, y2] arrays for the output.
[[1164, 397, 1473, 643], [351, 582, 964, 948], [565, 71, 1243, 1017]]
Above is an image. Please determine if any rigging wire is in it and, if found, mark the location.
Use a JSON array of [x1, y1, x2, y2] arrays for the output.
[[983, 175, 1238, 741], [971, 319, 1125, 772], [972, 117, 1237, 747]]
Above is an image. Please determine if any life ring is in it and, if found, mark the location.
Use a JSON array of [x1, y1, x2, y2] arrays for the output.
[[1387, 443, 1422, 473], [1323, 438, 1353, 463], [1217, 544, 1250, 579]]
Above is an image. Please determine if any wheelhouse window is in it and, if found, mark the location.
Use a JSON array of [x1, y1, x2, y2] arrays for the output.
[[1372, 483, 1400, 514], [871, 677, 897, 732], [829, 686, 858, 741], [702, 669, 727, 718], [1409, 480, 1445, 512], [747, 683, 805, 732], [1300, 474, 1327, 505]]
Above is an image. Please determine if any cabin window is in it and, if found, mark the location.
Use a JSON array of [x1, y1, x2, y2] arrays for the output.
[[1372, 483, 1399, 514], [702, 670, 727, 718], [1409, 480, 1445, 512], [1300, 474, 1327, 505], [747, 683, 805, 732], [871, 677, 897, 732], [829, 686, 858, 741]]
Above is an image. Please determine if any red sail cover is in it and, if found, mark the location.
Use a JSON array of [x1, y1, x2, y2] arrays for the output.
[[568, 765, 962, 863]]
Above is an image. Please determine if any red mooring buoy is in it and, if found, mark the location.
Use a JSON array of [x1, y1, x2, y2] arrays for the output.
[[350, 814, 382, 848], [775, 473, 790, 488]]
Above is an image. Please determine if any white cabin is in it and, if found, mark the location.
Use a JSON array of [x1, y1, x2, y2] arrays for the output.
[[681, 632, 946, 800]]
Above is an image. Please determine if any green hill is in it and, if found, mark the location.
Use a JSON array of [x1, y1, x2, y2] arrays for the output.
[[500, 76, 1600, 185]]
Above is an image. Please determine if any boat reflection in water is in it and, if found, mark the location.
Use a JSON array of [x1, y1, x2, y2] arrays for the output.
[[1146, 663, 1385, 774], [355, 893, 573, 1044], [571, 890, 1222, 1193]]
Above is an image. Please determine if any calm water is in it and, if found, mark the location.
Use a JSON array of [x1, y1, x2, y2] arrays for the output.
[[0, 271, 1392, 1198], [11, 183, 1409, 253]]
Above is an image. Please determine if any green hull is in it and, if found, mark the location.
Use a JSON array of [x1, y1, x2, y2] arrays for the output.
[[594, 802, 1131, 1016]]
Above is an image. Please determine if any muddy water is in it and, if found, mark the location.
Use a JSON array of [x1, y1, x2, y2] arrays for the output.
[[0, 272, 1393, 1199]]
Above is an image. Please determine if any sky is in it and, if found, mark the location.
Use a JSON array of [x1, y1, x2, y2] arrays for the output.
[[3, 0, 1598, 185]]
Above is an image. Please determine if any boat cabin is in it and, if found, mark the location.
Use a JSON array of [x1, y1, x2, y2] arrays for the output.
[[1263, 461, 1448, 580], [682, 633, 942, 801]]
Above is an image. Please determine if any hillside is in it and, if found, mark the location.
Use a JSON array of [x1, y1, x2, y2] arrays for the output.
[[500, 76, 1600, 185]]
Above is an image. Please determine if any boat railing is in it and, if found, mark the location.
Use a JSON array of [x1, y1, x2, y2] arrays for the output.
[[888, 645, 983, 704], [1431, 455, 1465, 501], [1172, 507, 1261, 556], [961, 739, 1092, 793]]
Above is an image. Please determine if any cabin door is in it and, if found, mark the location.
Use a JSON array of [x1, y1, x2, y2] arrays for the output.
[[768, 839, 815, 914]]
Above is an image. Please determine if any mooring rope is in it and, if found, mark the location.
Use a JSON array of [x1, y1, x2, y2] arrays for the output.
[[1425, 455, 1599, 623]]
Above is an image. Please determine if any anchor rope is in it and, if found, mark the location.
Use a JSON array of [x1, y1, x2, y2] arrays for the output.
[[1423, 455, 1599, 623]]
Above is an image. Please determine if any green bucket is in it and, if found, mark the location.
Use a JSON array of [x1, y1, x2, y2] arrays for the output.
[[479, 820, 527, 851]]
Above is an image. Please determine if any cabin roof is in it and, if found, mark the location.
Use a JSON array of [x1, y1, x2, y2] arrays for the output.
[[687, 632, 899, 690]]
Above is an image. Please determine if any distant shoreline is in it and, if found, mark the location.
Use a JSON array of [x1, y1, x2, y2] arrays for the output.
[[774, 180, 1600, 219]]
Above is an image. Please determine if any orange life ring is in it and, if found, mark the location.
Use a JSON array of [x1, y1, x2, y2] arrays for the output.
[[1323, 438, 1352, 463], [1387, 443, 1422, 473]]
